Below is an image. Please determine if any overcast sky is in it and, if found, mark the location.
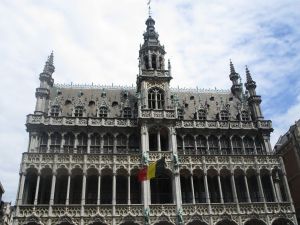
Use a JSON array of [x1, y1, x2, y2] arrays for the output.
[[0, 0, 299, 202]]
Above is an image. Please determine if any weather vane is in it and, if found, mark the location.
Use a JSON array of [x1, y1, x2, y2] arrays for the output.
[[147, 0, 152, 16]]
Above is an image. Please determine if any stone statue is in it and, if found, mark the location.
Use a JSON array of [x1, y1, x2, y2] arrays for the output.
[[173, 153, 179, 168], [177, 207, 184, 225], [144, 207, 150, 225], [142, 152, 149, 165]]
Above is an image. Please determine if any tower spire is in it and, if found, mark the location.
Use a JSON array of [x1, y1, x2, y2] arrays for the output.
[[43, 51, 55, 74], [245, 65, 253, 83], [229, 59, 242, 99]]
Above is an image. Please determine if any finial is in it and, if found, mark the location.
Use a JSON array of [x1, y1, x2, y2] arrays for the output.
[[230, 59, 236, 74], [48, 51, 54, 65], [245, 65, 253, 83], [43, 51, 55, 74], [147, 0, 152, 17]]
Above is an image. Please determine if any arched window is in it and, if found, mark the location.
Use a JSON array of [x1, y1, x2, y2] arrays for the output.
[[86, 169, 98, 204], [148, 88, 164, 109], [220, 110, 229, 121], [100, 170, 112, 204], [99, 107, 108, 118], [64, 133, 75, 153], [144, 55, 149, 69], [208, 136, 219, 155], [220, 136, 231, 155], [255, 137, 265, 154], [220, 169, 234, 202], [37, 168, 52, 204], [116, 170, 128, 204], [180, 170, 192, 203], [103, 133, 114, 153], [198, 110, 206, 120], [77, 133, 88, 154], [152, 54, 157, 69], [130, 170, 141, 204], [177, 109, 183, 120], [23, 169, 38, 204], [116, 134, 127, 153], [151, 171, 173, 204], [54, 168, 68, 204], [244, 136, 255, 154], [241, 111, 250, 121], [196, 135, 207, 154], [50, 132, 61, 153], [232, 136, 243, 155], [90, 133, 101, 154], [50, 105, 60, 117], [74, 106, 83, 117], [177, 135, 183, 154], [123, 107, 132, 118], [184, 135, 195, 154], [39, 133, 48, 153], [129, 134, 139, 153]]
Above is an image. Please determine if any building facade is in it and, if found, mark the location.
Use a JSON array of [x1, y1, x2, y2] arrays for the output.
[[1, 182, 13, 225], [274, 119, 300, 224], [13, 15, 297, 225]]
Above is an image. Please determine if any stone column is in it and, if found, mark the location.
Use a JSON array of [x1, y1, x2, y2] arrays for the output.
[[128, 175, 131, 205], [157, 129, 161, 151], [66, 172, 71, 205], [244, 174, 251, 203], [100, 134, 104, 154], [204, 172, 210, 203], [113, 134, 117, 154], [97, 174, 101, 205], [47, 132, 51, 153], [81, 173, 86, 205], [217, 173, 224, 203], [34, 173, 41, 205], [74, 133, 79, 154], [229, 136, 234, 155], [60, 133, 65, 153], [49, 173, 57, 205], [257, 173, 266, 202], [241, 136, 246, 155], [273, 171, 283, 202], [269, 173, 278, 202], [87, 134, 91, 154], [252, 137, 258, 154], [112, 172, 116, 205], [17, 172, 26, 205], [230, 172, 238, 203], [190, 175, 195, 204]]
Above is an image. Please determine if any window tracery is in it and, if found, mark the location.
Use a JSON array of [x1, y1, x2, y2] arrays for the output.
[[99, 107, 108, 118], [50, 105, 60, 117], [148, 88, 164, 109], [74, 106, 83, 117]]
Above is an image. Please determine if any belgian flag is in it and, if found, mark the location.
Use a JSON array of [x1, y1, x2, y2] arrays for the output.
[[138, 157, 166, 182]]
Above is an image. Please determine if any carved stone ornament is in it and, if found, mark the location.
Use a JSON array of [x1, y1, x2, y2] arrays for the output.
[[122, 214, 136, 223], [25, 214, 42, 225], [58, 215, 75, 225], [188, 214, 203, 223], [146, 81, 165, 90], [220, 213, 232, 221], [89, 214, 106, 224]]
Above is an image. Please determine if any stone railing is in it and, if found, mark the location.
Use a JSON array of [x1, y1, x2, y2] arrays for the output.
[[26, 115, 138, 127], [175, 120, 272, 130], [140, 109, 176, 119], [17, 202, 293, 218], [22, 153, 281, 173]]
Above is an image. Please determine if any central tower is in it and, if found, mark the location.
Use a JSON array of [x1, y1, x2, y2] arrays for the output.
[[137, 16, 172, 110]]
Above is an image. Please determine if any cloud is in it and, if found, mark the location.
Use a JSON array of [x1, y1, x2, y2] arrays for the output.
[[0, 0, 299, 202]]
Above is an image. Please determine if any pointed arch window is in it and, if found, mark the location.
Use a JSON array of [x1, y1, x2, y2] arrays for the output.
[[148, 88, 164, 109], [232, 136, 243, 154], [116, 134, 127, 153], [129, 134, 139, 153], [90, 133, 101, 154], [220, 136, 231, 155], [184, 135, 195, 154], [255, 137, 265, 154], [50, 105, 60, 117], [208, 136, 219, 155], [99, 106, 108, 118], [39, 133, 48, 153], [241, 110, 250, 121], [123, 107, 132, 118], [64, 133, 75, 153], [77, 133, 88, 154], [50, 132, 61, 153], [220, 110, 229, 121], [196, 135, 207, 154], [198, 109, 207, 120], [103, 133, 114, 153], [74, 106, 83, 117]]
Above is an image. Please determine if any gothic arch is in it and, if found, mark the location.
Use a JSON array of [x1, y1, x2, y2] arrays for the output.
[[244, 219, 267, 225], [272, 218, 294, 225], [187, 221, 209, 225], [215, 219, 238, 225]]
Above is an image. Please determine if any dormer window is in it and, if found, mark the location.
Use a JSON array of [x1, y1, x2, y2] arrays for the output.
[[177, 109, 183, 120], [74, 106, 83, 117], [220, 110, 229, 121], [50, 105, 60, 117], [241, 111, 250, 121], [123, 107, 132, 118], [148, 88, 164, 109], [198, 110, 206, 120], [99, 106, 108, 118]]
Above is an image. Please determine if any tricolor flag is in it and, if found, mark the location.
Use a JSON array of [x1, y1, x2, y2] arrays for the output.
[[138, 157, 166, 182]]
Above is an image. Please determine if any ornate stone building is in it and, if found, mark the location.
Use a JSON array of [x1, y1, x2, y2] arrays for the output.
[[14, 15, 297, 225], [274, 119, 300, 224]]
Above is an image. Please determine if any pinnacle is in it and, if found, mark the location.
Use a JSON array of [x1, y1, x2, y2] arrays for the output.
[[245, 66, 253, 83], [230, 59, 236, 74], [47, 51, 54, 66]]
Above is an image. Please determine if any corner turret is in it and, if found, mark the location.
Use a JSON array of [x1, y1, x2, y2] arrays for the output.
[[34, 52, 55, 115], [229, 60, 243, 99], [244, 66, 263, 120]]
